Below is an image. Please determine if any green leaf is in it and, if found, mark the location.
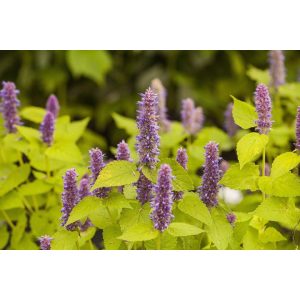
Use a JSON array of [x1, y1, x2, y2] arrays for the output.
[[67, 50, 112, 85], [30, 211, 57, 237], [160, 122, 187, 148], [231, 96, 257, 129], [220, 162, 259, 191], [278, 83, 300, 98], [0, 225, 9, 249], [123, 184, 137, 199], [270, 152, 300, 179], [45, 142, 82, 163], [112, 113, 138, 136], [258, 173, 300, 197], [118, 223, 159, 242], [92, 161, 139, 189], [66, 196, 102, 225], [0, 164, 30, 197], [20, 106, 46, 123], [0, 191, 24, 210], [144, 231, 177, 250], [243, 227, 269, 250], [103, 193, 132, 210], [260, 227, 286, 243], [17, 126, 40, 143], [246, 66, 270, 84], [178, 192, 212, 225], [19, 180, 52, 196], [51, 230, 79, 250], [89, 204, 115, 229], [167, 222, 203, 237], [103, 225, 122, 250], [206, 208, 233, 250], [237, 132, 269, 168]]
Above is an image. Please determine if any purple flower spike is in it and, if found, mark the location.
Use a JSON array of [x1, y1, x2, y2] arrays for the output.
[[198, 142, 221, 208], [224, 103, 238, 137], [296, 106, 300, 151], [40, 111, 55, 146], [61, 168, 80, 230], [46, 94, 60, 118], [226, 212, 236, 226], [116, 140, 132, 161], [269, 50, 286, 89], [151, 78, 171, 133], [181, 98, 204, 135], [39, 235, 53, 250], [78, 177, 91, 200], [136, 172, 154, 205], [254, 84, 272, 135], [0, 81, 21, 133], [173, 147, 188, 201], [136, 87, 160, 169], [150, 164, 174, 232], [89, 148, 110, 198]]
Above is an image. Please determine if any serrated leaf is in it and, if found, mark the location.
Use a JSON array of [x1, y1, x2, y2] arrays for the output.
[[103, 193, 132, 210], [220, 162, 259, 191], [178, 192, 212, 225], [144, 231, 177, 250], [160, 122, 187, 148], [237, 132, 269, 168], [103, 225, 122, 250], [20, 106, 46, 123], [19, 180, 52, 196], [112, 113, 138, 136], [45, 142, 82, 163], [118, 223, 159, 242], [231, 96, 257, 129], [92, 161, 139, 189], [246, 66, 270, 84], [270, 152, 300, 179], [51, 230, 79, 250], [167, 222, 203, 237], [0, 191, 24, 210], [260, 227, 286, 243]]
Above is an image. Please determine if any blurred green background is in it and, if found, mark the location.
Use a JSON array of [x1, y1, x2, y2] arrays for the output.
[[1, 50, 299, 148]]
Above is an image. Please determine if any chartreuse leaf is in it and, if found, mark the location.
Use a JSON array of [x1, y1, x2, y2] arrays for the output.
[[20, 106, 46, 123], [160, 122, 187, 148], [66, 196, 101, 225], [243, 227, 272, 250], [123, 184, 137, 199], [206, 208, 233, 250], [51, 230, 79, 250], [0, 225, 9, 249], [103, 225, 122, 250], [19, 180, 52, 196], [237, 132, 269, 168], [231, 96, 257, 129], [167, 222, 203, 237], [270, 152, 300, 179], [258, 173, 300, 197], [0, 191, 24, 210], [16, 126, 40, 143], [178, 192, 212, 225], [259, 227, 286, 243], [220, 163, 259, 191], [0, 164, 30, 197], [30, 211, 58, 237], [144, 231, 177, 250], [92, 161, 139, 189], [278, 82, 300, 98], [45, 142, 82, 163], [118, 223, 159, 242], [112, 113, 138, 136], [255, 197, 300, 230], [67, 50, 112, 84], [246, 66, 270, 84], [103, 193, 132, 210]]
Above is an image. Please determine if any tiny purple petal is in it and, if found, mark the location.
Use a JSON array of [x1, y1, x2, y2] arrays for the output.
[[39, 235, 53, 250], [40, 111, 55, 146], [46, 94, 60, 118], [226, 212, 236, 226], [116, 140, 132, 161]]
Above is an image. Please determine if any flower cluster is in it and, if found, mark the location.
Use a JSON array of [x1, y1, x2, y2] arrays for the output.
[[39, 235, 53, 250], [224, 102, 238, 137], [116, 140, 132, 161], [136, 172, 154, 205], [150, 164, 174, 232], [254, 84, 272, 135], [173, 147, 188, 201], [198, 142, 221, 208], [136, 87, 160, 169], [40, 111, 55, 146], [269, 50, 286, 89], [181, 98, 204, 135], [46, 94, 60, 118], [0, 81, 21, 133]]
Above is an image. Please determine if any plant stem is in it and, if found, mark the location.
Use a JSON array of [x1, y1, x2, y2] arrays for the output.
[[1, 210, 15, 229]]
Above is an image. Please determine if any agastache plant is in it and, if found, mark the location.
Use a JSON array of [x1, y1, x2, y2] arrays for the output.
[[173, 147, 188, 201], [39, 235, 53, 250], [224, 102, 238, 137], [296, 106, 300, 151], [254, 84, 272, 135], [46, 94, 60, 118], [269, 50, 286, 89], [150, 164, 174, 232], [0, 81, 21, 133], [198, 142, 221, 208], [40, 111, 55, 146], [116, 140, 132, 161], [151, 78, 171, 133]]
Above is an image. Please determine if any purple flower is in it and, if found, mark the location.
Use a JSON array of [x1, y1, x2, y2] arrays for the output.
[[136, 172, 154, 205], [269, 50, 286, 89], [150, 164, 174, 232], [226, 212, 236, 226], [116, 140, 132, 161], [61, 168, 80, 230], [173, 147, 188, 201], [224, 103, 238, 137], [78, 177, 91, 199], [295, 106, 300, 151], [89, 148, 110, 198], [220, 160, 229, 175], [136, 87, 160, 169], [254, 84, 272, 135], [198, 142, 221, 208], [40, 111, 55, 146], [181, 98, 204, 135], [46, 94, 60, 118], [151, 78, 171, 133], [39, 235, 53, 250], [0, 81, 21, 133]]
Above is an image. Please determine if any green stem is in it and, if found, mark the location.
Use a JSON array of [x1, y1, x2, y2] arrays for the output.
[[1, 210, 15, 229]]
